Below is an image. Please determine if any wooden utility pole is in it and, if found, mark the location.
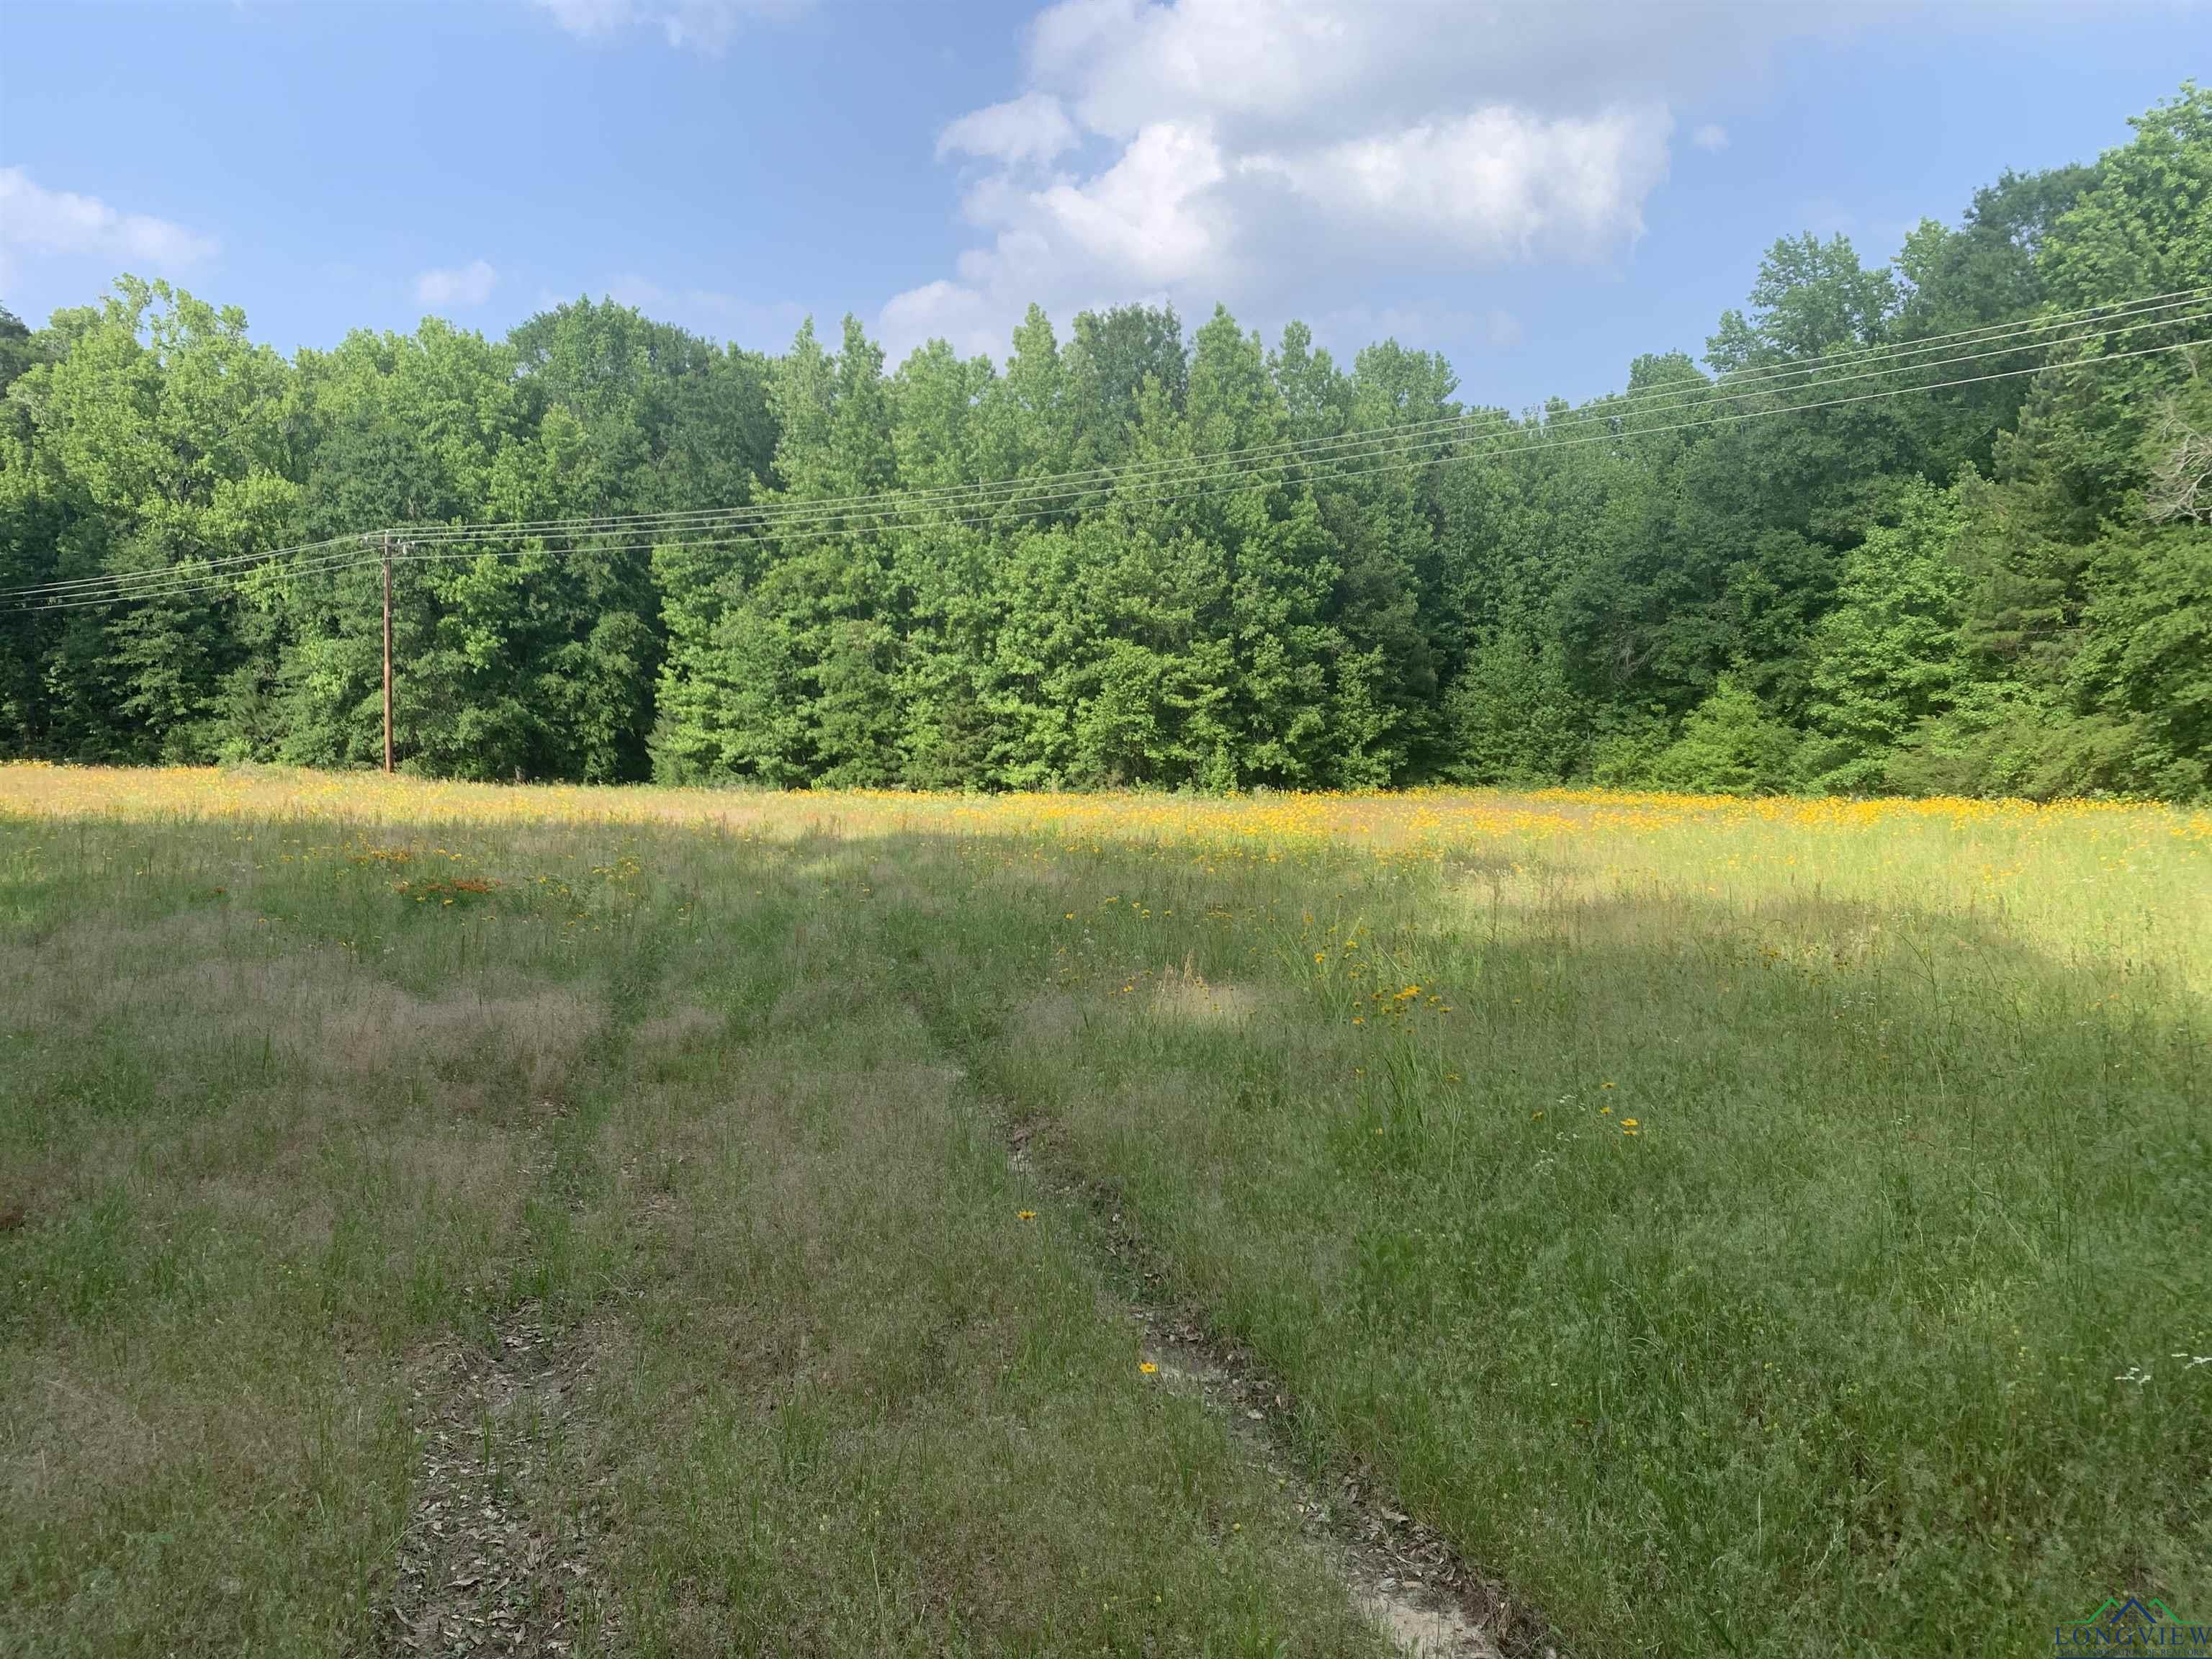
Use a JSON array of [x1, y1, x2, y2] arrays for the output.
[[381, 534, 394, 774]]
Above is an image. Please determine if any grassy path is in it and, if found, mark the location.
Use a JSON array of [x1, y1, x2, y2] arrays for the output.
[[4, 770, 2208, 1656], [875, 853, 1516, 1656], [0, 809, 1393, 1655]]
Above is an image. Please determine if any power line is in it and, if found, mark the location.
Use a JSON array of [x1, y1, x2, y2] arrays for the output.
[[381, 287, 2212, 549], [8, 289, 2200, 604], [1, 533, 370, 601], [19, 324, 2206, 608], [387, 332, 2209, 564], [9, 543, 385, 609], [13, 328, 2200, 613], [387, 300, 2212, 552]]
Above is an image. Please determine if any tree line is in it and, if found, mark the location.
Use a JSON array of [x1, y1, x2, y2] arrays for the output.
[[1, 86, 2206, 798]]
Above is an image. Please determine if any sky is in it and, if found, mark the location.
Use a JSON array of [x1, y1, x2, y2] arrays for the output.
[[1, 0, 2205, 412]]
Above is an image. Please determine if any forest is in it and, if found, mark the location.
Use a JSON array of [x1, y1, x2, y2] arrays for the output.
[[1, 85, 2206, 800]]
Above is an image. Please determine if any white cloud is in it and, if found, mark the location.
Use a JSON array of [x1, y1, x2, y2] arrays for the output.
[[1244, 104, 1673, 261], [938, 93, 1080, 166], [883, 120, 1233, 361], [1027, 0, 1825, 144], [416, 258, 498, 310], [879, 280, 1004, 360], [0, 167, 217, 286], [879, 0, 1846, 364], [1692, 122, 1730, 150], [1039, 120, 1230, 282], [531, 0, 804, 54]]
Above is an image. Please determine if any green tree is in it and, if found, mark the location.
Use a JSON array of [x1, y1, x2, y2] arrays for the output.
[[285, 319, 534, 774], [1, 279, 300, 763], [4, 81, 2206, 804], [0, 305, 44, 400], [1890, 165, 2096, 476], [1800, 480, 1970, 791], [1064, 302, 1187, 467], [1708, 233, 1899, 372], [1443, 629, 1582, 784], [1650, 675, 1798, 794]]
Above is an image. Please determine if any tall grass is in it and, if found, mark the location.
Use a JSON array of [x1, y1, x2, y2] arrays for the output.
[[2, 764, 2206, 1655]]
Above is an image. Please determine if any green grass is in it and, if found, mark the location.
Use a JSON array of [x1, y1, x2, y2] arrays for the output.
[[0, 812, 1384, 1655], [2, 776, 2207, 1655]]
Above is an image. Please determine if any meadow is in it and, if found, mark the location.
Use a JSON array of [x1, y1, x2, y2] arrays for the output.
[[1, 765, 2206, 1657]]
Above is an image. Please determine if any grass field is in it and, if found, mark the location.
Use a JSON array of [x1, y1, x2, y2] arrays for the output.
[[1, 765, 2206, 1657]]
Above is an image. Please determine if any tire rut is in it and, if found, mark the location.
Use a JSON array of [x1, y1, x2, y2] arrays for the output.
[[893, 933, 1559, 1659]]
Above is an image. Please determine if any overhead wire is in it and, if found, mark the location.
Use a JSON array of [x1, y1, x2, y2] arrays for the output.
[[17, 328, 2200, 612], [12, 544, 391, 611], [377, 285, 2212, 546], [4, 532, 373, 601], [7, 297, 2206, 611], [370, 332, 2208, 570], [11, 290, 2203, 599], [351, 313, 2199, 569]]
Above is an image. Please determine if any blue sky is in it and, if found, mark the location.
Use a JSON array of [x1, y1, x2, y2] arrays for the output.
[[1, 0, 2204, 412]]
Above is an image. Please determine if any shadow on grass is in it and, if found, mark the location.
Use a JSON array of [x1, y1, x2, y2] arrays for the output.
[[1, 807, 2205, 1658], [832, 828, 2211, 1659]]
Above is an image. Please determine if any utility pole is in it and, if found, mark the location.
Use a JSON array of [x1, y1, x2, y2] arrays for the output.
[[381, 533, 395, 775]]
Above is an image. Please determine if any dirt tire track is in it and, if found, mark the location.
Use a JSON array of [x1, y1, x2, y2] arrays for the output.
[[391, 912, 674, 1655], [1030, 1142, 1557, 1659], [388, 1311, 609, 1655], [894, 948, 1560, 1659]]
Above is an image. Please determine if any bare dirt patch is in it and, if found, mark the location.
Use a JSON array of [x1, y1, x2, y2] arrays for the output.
[[390, 1311, 608, 1656], [1138, 1319, 1500, 1656], [1007, 1141, 1553, 1658], [1118, 1270, 1539, 1658], [1148, 961, 1267, 1025]]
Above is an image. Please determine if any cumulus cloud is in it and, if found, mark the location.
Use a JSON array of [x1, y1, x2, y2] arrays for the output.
[[1693, 122, 1730, 150], [533, 0, 804, 53], [0, 167, 217, 285], [1027, 0, 1826, 143], [1040, 121, 1231, 282], [939, 93, 1082, 166], [416, 258, 498, 310], [880, 0, 1856, 364], [1244, 104, 1674, 261]]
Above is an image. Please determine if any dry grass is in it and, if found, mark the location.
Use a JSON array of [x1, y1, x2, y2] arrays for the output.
[[2, 764, 2206, 1658], [1151, 962, 1268, 1025], [0, 771, 1394, 1657]]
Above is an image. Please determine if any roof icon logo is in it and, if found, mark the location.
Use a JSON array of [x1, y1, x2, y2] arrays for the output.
[[2055, 1596, 2211, 1656]]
